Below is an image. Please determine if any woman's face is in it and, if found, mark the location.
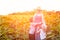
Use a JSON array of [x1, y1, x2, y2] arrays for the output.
[[35, 7, 42, 13], [36, 10, 42, 14]]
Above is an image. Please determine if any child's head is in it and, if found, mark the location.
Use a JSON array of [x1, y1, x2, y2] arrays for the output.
[[35, 24, 42, 28]]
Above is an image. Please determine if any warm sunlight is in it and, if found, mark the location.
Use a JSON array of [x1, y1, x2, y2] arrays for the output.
[[0, 0, 60, 15], [0, 0, 60, 40]]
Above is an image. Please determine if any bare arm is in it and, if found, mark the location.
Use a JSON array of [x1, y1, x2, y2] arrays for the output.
[[42, 14, 47, 32]]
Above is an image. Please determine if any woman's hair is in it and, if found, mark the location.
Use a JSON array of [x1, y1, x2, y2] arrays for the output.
[[35, 7, 42, 13]]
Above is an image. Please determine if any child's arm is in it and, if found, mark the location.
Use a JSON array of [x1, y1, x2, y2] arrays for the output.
[[29, 17, 33, 22]]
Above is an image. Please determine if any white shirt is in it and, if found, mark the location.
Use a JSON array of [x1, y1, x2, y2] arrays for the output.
[[40, 29, 46, 40]]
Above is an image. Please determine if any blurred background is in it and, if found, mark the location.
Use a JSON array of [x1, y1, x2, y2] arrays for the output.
[[0, 0, 60, 15], [0, 0, 60, 40]]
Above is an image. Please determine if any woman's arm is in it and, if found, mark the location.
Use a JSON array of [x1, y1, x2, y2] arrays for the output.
[[42, 14, 47, 32]]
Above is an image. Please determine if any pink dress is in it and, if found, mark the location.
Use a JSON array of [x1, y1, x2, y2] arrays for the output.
[[29, 13, 47, 40], [29, 13, 43, 34]]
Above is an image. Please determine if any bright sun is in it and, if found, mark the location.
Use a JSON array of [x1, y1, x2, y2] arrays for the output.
[[0, 0, 60, 15]]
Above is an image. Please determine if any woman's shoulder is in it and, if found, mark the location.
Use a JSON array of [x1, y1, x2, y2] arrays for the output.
[[34, 13, 43, 15]]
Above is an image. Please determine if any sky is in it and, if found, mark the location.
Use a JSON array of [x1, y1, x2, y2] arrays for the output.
[[0, 0, 60, 15]]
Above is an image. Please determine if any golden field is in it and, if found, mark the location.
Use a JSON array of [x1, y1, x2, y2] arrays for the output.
[[0, 10, 60, 40]]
